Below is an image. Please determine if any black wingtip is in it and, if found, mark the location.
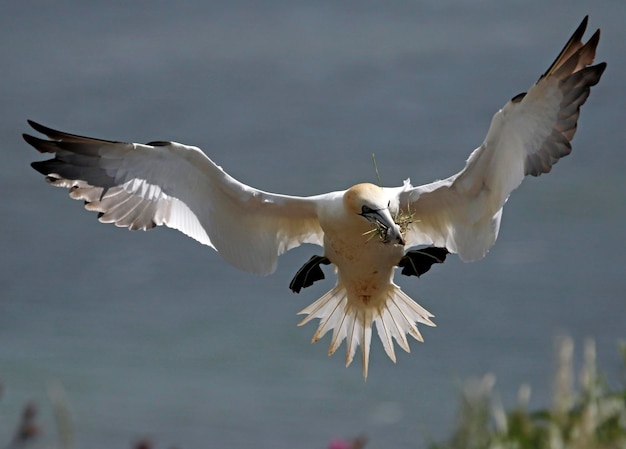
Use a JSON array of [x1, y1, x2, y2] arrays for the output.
[[541, 16, 593, 80], [588, 27, 601, 48], [23, 133, 36, 145], [25, 120, 123, 145], [26, 120, 54, 137], [23, 133, 51, 153], [30, 160, 50, 175], [573, 16, 589, 40]]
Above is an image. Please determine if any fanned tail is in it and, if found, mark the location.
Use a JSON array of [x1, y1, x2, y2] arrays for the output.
[[297, 283, 435, 379]]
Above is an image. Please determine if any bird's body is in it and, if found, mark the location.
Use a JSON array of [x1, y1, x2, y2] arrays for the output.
[[24, 17, 606, 378], [298, 184, 433, 377]]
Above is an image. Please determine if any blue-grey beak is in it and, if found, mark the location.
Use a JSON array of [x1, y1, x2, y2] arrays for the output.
[[362, 208, 405, 245]]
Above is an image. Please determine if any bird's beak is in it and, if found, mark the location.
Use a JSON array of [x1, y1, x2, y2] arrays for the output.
[[363, 208, 405, 245]]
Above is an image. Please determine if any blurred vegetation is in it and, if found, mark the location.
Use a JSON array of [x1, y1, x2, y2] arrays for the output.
[[429, 337, 626, 449], [1, 337, 624, 449]]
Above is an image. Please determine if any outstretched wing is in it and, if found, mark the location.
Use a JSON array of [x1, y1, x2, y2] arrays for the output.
[[24, 121, 325, 275], [397, 16, 606, 261]]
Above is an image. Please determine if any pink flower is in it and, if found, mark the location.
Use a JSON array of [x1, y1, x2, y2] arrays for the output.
[[328, 439, 352, 449]]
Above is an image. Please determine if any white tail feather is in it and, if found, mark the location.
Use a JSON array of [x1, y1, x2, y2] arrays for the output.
[[298, 283, 435, 379]]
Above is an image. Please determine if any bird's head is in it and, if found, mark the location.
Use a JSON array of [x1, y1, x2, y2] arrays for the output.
[[344, 183, 405, 245]]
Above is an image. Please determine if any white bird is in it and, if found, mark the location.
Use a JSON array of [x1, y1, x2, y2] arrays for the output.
[[25, 17, 605, 379]]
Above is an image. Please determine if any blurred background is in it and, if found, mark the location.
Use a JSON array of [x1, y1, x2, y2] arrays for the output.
[[1, 1, 624, 448]]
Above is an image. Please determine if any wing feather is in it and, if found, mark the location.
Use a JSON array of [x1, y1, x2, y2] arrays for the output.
[[25, 122, 326, 275], [397, 17, 606, 260]]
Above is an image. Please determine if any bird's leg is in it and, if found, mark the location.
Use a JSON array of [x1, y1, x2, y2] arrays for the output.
[[289, 255, 331, 293], [398, 247, 449, 278]]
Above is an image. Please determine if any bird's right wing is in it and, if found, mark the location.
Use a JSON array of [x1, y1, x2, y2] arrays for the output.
[[25, 121, 327, 275], [397, 16, 606, 261]]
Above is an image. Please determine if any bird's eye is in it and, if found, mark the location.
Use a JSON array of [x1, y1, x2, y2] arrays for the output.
[[361, 205, 374, 215]]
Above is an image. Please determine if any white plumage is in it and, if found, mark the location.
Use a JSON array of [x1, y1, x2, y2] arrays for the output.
[[25, 17, 605, 378]]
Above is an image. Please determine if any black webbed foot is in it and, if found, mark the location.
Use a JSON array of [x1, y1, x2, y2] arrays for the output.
[[398, 247, 449, 278], [289, 255, 331, 293]]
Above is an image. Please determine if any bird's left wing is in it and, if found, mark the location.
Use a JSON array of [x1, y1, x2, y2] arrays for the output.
[[396, 16, 606, 261], [24, 121, 326, 275]]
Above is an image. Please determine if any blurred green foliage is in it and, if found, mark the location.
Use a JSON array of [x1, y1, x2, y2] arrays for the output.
[[429, 337, 626, 449]]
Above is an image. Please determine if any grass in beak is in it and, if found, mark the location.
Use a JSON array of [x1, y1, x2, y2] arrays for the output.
[[363, 219, 390, 243], [362, 208, 417, 243], [395, 209, 416, 235]]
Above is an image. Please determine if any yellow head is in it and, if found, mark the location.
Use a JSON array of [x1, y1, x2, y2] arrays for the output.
[[343, 183, 404, 245]]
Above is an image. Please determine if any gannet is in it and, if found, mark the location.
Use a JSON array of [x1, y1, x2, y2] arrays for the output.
[[24, 17, 605, 379]]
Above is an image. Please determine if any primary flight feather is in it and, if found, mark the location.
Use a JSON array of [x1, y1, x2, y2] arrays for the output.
[[25, 17, 606, 379]]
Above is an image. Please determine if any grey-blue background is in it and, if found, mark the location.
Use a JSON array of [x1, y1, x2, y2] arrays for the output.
[[1, 1, 624, 448]]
